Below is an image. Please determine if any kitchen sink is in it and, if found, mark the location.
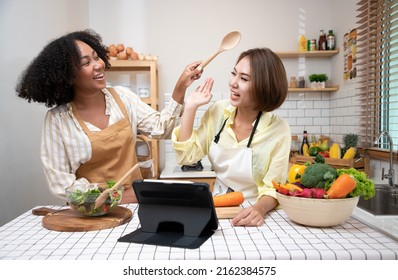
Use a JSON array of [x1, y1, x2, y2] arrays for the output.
[[358, 184, 398, 215]]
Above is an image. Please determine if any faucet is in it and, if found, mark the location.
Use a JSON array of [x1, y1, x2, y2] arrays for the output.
[[378, 131, 395, 187]]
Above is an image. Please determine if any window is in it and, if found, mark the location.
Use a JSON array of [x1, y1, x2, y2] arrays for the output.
[[356, 0, 398, 151]]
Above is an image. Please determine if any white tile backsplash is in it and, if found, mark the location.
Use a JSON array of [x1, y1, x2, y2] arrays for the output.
[[161, 84, 391, 185]]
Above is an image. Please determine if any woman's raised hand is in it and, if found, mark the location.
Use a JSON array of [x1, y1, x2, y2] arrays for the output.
[[186, 77, 214, 109], [176, 61, 203, 89]]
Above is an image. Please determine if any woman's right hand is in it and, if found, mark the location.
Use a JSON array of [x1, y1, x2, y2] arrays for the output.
[[176, 77, 214, 142], [176, 61, 203, 89], [172, 61, 204, 104]]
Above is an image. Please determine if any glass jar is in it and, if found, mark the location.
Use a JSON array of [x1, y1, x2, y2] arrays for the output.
[[298, 76, 305, 88], [291, 135, 299, 152], [289, 76, 297, 88]]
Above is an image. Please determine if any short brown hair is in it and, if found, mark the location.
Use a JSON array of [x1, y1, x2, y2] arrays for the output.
[[236, 48, 288, 111]]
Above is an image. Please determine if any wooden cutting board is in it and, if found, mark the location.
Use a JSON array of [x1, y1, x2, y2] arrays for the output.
[[215, 206, 241, 219], [32, 206, 133, 232]]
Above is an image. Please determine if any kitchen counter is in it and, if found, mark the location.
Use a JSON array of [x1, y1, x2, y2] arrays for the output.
[[160, 163, 216, 191], [352, 207, 398, 240], [160, 163, 216, 179], [1, 203, 398, 260]]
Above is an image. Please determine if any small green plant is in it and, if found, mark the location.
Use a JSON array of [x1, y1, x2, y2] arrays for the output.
[[309, 74, 328, 82]]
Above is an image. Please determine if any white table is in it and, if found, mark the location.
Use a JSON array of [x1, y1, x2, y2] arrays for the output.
[[1, 203, 398, 260]]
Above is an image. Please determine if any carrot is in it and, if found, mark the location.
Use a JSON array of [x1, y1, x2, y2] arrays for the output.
[[213, 192, 244, 207], [272, 180, 303, 193], [326, 173, 356, 199], [272, 180, 280, 190]]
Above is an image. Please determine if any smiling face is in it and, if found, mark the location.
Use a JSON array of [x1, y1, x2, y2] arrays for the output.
[[73, 40, 106, 94], [229, 56, 256, 110]]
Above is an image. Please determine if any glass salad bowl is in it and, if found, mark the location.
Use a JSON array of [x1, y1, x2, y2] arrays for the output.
[[65, 182, 122, 216]]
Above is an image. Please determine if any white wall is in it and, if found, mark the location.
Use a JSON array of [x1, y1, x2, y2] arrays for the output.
[[0, 0, 89, 225], [1, 0, 371, 226]]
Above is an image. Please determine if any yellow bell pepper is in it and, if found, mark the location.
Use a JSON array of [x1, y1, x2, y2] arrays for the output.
[[288, 164, 307, 183]]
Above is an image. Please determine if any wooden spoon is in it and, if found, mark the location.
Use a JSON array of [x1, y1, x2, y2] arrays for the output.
[[198, 31, 241, 70], [94, 163, 141, 208]]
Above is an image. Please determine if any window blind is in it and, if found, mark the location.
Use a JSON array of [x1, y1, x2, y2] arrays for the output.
[[356, 0, 398, 151]]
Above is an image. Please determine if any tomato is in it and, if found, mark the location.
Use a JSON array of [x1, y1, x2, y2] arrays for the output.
[[101, 204, 110, 213], [318, 151, 330, 157]]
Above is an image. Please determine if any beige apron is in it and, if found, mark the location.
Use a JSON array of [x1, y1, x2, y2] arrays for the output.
[[72, 88, 142, 188], [209, 112, 262, 200]]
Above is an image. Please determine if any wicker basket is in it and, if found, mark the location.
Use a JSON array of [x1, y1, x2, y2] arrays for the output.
[[290, 155, 370, 175]]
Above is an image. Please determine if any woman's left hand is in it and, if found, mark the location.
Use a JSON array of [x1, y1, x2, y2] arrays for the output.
[[185, 77, 214, 109], [231, 195, 278, 227], [231, 204, 267, 227]]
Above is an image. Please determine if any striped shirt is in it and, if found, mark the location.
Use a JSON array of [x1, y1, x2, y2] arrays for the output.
[[41, 86, 182, 199]]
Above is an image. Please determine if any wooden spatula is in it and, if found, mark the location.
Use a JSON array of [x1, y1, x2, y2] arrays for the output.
[[94, 163, 141, 208]]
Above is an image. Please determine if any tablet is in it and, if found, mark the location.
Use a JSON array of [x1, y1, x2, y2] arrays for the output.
[[118, 179, 218, 249]]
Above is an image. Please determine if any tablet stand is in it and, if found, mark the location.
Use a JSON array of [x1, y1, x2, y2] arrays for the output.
[[118, 180, 218, 249]]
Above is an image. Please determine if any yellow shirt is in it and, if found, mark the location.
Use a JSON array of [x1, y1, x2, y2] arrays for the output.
[[172, 100, 291, 200]]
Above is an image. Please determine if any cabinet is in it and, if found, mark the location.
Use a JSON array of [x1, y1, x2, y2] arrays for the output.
[[106, 60, 160, 178], [275, 49, 339, 92]]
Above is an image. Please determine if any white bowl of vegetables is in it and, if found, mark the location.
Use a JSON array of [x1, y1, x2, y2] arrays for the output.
[[275, 155, 375, 227], [66, 181, 122, 216]]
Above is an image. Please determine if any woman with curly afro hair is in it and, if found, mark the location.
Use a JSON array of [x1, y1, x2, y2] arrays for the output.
[[16, 29, 203, 203]]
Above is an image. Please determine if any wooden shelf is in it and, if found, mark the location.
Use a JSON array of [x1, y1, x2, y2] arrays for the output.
[[288, 86, 339, 92], [108, 59, 156, 69], [106, 59, 160, 178], [276, 49, 339, 58], [277, 49, 340, 93]]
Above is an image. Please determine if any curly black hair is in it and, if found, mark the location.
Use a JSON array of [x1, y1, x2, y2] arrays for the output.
[[16, 29, 111, 107]]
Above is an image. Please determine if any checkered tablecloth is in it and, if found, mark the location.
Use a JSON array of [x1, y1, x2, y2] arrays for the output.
[[1, 203, 397, 260]]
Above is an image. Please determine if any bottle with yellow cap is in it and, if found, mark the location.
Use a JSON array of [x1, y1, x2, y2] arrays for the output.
[[298, 34, 307, 52]]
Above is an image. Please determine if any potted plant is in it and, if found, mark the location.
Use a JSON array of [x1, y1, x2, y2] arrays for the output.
[[309, 74, 328, 88]]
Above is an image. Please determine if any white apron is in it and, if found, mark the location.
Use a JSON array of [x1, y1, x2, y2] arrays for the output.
[[208, 112, 262, 201]]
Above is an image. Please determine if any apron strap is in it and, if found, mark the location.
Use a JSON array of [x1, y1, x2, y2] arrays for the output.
[[214, 111, 262, 147], [247, 111, 262, 147], [214, 118, 228, 144], [70, 102, 92, 135], [71, 88, 130, 136], [107, 88, 129, 119]]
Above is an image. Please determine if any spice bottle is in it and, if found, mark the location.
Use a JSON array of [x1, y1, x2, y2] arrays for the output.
[[310, 39, 316, 51], [298, 76, 305, 88], [291, 135, 299, 153], [300, 130, 310, 155], [318, 29, 326, 50], [326, 30, 336, 50], [289, 76, 297, 88]]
